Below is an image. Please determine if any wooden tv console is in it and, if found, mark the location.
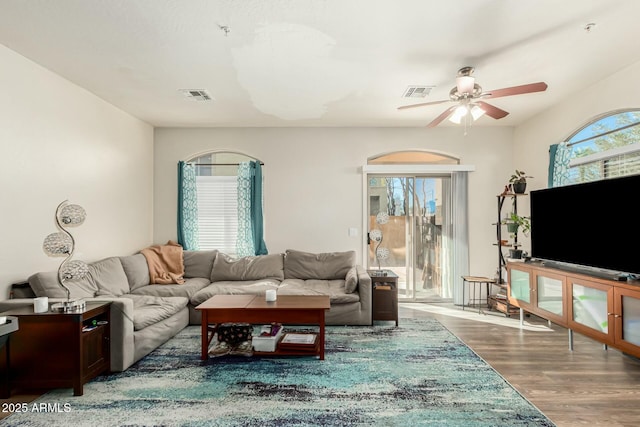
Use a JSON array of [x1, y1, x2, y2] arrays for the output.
[[507, 261, 640, 358]]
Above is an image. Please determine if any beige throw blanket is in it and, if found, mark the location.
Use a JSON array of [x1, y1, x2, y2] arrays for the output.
[[141, 240, 185, 284]]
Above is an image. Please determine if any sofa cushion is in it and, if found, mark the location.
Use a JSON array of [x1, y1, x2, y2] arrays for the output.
[[191, 279, 281, 306], [284, 249, 355, 280], [130, 277, 210, 300], [28, 256, 129, 299], [183, 250, 218, 278], [119, 254, 150, 291], [345, 266, 358, 293], [123, 294, 188, 331], [28, 270, 98, 299], [278, 279, 360, 304], [92, 257, 130, 297], [210, 253, 284, 282]]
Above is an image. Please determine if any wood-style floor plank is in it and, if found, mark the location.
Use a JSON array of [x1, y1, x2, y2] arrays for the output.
[[400, 304, 640, 427]]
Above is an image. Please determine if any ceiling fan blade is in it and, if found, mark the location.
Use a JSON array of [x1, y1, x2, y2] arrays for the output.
[[476, 101, 509, 119], [482, 82, 548, 99], [397, 99, 450, 110], [426, 106, 457, 128]]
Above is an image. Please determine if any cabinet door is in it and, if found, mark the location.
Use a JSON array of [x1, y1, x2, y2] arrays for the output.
[[533, 271, 567, 326], [508, 265, 532, 307], [567, 277, 614, 345], [613, 287, 640, 354]]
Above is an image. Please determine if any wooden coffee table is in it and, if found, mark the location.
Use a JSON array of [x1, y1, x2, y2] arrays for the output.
[[195, 295, 330, 361]]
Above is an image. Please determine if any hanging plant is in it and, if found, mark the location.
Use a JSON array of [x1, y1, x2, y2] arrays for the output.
[[507, 212, 531, 236]]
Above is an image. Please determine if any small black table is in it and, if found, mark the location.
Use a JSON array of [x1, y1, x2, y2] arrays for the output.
[[368, 270, 399, 326]]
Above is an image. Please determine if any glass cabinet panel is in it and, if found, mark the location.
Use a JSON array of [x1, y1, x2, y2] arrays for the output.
[[572, 283, 608, 333], [622, 295, 640, 346], [536, 275, 563, 316], [510, 268, 530, 303]]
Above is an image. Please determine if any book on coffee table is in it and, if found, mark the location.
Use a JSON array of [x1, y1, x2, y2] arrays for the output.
[[279, 333, 317, 349]]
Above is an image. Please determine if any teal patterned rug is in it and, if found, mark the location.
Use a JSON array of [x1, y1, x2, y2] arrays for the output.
[[2, 319, 554, 427]]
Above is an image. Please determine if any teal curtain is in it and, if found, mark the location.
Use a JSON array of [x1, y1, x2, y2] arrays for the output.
[[236, 161, 268, 257], [236, 162, 255, 257], [548, 142, 571, 188], [250, 161, 268, 255], [177, 161, 199, 250]]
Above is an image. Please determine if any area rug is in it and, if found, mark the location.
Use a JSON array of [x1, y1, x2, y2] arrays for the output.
[[2, 319, 554, 427]]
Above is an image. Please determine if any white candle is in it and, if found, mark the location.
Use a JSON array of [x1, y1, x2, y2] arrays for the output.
[[34, 296, 49, 313], [265, 289, 277, 302]]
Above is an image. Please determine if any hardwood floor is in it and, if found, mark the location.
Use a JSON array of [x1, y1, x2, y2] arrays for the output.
[[400, 304, 640, 427], [3, 304, 640, 426]]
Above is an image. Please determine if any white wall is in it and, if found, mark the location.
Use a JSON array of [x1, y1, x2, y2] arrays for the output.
[[154, 126, 514, 276], [0, 44, 154, 298], [512, 60, 640, 252]]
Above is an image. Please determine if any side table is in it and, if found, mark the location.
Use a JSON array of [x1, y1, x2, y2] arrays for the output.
[[0, 301, 111, 397], [368, 270, 399, 326], [461, 276, 496, 314]]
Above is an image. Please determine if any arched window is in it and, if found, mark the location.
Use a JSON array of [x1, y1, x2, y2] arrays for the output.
[[182, 151, 265, 256], [565, 110, 640, 183]]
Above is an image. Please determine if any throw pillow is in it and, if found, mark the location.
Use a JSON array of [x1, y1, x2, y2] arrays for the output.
[[283, 249, 355, 280], [119, 253, 150, 291], [183, 250, 218, 278], [345, 266, 358, 293], [91, 257, 130, 296], [28, 270, 98, 299], [211, 253, 284, 282]]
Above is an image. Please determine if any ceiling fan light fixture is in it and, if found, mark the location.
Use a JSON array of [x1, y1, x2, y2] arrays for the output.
[[471, 105, 486, 120], [456, 76, 475, 94], [449, 104, 468, 124]]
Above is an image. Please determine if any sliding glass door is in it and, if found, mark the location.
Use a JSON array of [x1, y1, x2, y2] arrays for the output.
[[367, 175, 453, 301]]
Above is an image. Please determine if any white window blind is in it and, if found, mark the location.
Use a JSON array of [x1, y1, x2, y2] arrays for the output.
[[568, 149, 640, 183], [196, 176, 238, 255]]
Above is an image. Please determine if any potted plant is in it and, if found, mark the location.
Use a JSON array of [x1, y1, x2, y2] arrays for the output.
[[506, 213, 530, 259], [509, 170, 532, 194], [506, 213, 530, 235]]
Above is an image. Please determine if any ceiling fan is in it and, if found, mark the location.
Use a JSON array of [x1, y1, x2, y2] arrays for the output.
[[398, 66, 548, 128]]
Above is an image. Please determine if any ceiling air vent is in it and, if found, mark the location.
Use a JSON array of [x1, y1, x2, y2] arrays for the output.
[[402, 86, 434, 98], [179, 89, 213, 101]]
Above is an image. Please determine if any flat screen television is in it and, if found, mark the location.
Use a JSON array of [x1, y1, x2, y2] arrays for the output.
[[530, 174, 640, 278]]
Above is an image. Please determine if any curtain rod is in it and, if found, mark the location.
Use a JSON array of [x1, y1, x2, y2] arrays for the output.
[[187, 162, 264, 166]]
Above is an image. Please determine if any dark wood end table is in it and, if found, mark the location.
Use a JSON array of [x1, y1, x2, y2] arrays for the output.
[[368, 269, 399, 326], [0, 301, 111, 397]]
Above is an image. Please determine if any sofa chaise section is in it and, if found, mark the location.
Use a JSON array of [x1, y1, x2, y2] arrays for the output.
[[26, 256, 190, 372]]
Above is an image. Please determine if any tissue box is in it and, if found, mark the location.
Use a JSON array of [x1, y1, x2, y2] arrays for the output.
[[252, 324, 283, 352]]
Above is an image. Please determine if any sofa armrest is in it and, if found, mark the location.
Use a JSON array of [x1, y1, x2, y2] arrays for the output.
[[0, 298, 34, 312], [89, 297, 135, 372], [355, 265, 372, 314]]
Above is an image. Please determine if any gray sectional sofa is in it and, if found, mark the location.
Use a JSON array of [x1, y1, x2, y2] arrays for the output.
[[2, 249, 371, 372]]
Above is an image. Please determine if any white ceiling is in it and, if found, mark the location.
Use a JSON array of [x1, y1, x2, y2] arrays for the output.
[[1, 0, 639, 128]]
